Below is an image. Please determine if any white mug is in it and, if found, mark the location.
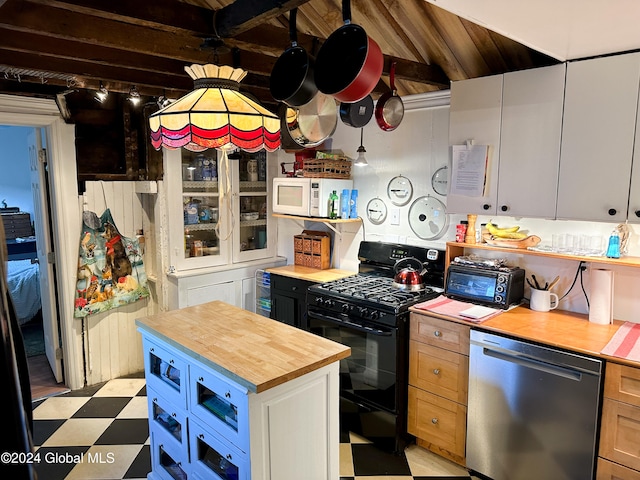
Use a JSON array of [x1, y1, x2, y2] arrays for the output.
[[530, 288, 559, 312]]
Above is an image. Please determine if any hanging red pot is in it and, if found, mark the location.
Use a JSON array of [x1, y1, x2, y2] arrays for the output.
[[314, 0, 383, 103], [375, 62, 404, 131]]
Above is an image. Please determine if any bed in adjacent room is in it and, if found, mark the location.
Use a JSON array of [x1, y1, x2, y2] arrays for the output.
[[7, 259, 41, 325]]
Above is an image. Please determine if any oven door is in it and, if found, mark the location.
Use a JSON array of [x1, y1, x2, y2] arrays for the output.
[[308, 308, 398, 413]]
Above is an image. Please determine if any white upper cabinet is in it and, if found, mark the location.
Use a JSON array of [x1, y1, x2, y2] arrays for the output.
[[447, 66, 566, 218], [497, 64, 565, 218], [164, 148, 276, 272], [557, 52, 640, 222], [447, 74, 503, 215], [626, 71, 640, 224]]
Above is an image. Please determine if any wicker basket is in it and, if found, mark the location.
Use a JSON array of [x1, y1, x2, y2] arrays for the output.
[[303, 158, 351, 179]]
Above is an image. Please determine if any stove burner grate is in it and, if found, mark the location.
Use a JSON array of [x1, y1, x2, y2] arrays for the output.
[[315, 274, 437, 308]]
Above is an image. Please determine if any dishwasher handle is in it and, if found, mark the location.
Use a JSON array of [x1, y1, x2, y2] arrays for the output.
[[482, 346, 583, 382]]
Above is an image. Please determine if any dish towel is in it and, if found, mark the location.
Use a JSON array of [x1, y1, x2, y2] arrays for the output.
[[413, 295, 502, 323], [601, 322, 640, 362]]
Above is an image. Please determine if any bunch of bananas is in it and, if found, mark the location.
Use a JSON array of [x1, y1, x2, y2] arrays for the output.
[[486, 221, 528, 239]]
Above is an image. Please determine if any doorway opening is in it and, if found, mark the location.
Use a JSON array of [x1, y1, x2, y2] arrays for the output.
[[0, 125, 67, 399]]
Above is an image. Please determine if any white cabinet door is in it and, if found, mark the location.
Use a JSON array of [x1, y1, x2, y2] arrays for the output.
[[186, 280, 237, 307], [165, 148, 230, 271], [497, 64, 565, 218], [627, 83, 640, 223], [557, 52, 640, 222], [447, 74, 503, 215]]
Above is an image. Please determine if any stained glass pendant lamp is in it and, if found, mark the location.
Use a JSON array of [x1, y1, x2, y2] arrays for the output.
[[149, 64, 281, 152]]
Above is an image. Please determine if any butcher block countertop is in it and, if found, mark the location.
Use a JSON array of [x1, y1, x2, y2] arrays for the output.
[[267, 265, 356, 283], [410, 304, 636, 367], [136, 301, 351, 393]]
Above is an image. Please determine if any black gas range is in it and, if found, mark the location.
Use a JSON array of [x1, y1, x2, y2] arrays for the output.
[[308, 241, 445, 320], [307, 241, 445, 453]]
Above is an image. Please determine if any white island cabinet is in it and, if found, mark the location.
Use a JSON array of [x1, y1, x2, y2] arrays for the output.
[[136, 301, 350, 480]]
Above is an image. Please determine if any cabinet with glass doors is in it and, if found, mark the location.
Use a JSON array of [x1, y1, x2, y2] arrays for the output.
[[164, 148, 275, 272]]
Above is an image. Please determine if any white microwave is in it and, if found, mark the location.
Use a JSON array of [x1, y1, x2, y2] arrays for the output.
[[272, 177, 353, 217]]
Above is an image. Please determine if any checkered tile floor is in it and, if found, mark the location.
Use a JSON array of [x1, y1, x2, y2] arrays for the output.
[[31, 373, 478, 480]]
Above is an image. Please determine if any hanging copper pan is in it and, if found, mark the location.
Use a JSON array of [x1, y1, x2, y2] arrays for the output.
[[375, 62, 404, 131]]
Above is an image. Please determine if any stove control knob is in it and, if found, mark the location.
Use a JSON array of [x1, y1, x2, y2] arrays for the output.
[[324, 299, 334, 308], [370, 310, 380, 321], [341, 303, 350, 313], [315, 297, 324, 305], [358, 307, 369, 318]]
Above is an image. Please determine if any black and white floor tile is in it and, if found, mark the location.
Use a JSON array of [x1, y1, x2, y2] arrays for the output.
[[31, 373, 478, 480]]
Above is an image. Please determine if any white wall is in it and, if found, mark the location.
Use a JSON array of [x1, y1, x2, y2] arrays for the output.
[[0, 126, 35, 221], [275, 91, 640, 323]]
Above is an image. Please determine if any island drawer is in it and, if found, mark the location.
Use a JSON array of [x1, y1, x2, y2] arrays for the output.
[[142, 337, 189, 409], [189, 362, 249, 453], [189, 418, 249, 480], [147, 387, 188, 455], [150, 427, 191, 480], [410, 313, 470, 354]]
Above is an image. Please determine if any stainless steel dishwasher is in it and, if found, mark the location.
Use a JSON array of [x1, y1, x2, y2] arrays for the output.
[[467, 330, 603, 480]]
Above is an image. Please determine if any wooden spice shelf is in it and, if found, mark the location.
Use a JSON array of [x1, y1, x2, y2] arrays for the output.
[[446, 241, 640, 269]]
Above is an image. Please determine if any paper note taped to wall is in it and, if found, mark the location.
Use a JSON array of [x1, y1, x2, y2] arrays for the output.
[[450, 144, 490, 197]]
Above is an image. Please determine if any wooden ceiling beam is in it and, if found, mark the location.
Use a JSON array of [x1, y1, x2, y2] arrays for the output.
[[214, 0, 312, 37], [27, 0, 214, 36], [0, 0, 449, 92]]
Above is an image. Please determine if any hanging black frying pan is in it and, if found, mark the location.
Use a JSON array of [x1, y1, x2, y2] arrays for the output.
[[339, 94, 374, 128], [269, 8, 317, 107], [375, 62, 404, 131]]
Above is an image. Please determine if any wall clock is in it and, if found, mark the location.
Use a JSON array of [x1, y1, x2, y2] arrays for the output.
[[366, 197, 388, 225], [387, 175, 413, 206]]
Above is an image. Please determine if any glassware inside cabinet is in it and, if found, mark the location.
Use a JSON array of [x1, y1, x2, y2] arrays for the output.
[[181, 150, 221, 259], [238, 150, 268, 253]]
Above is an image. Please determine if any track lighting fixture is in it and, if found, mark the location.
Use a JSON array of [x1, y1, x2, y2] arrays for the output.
[[128, 85, 141, 105], [157, 95, 171, 109], [95, 82, 108, 103]]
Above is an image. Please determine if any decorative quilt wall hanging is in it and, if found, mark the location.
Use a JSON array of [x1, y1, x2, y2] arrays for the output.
[[74, 209, 149, 317]]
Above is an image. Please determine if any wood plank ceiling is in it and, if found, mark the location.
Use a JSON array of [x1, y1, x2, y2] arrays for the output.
[[0, 0, 558, 110]]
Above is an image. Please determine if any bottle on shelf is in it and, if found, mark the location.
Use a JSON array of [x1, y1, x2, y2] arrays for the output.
[[455, 220, 468, 243], [606, 228, 621, 258], [350, 189, 358, 218], [329, 190, 339, 219], [340, 189, 350, 219]]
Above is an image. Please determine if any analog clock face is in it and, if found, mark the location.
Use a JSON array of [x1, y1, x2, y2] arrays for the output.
[[366, 198, 388, 225], [387, 175, 413, 206]]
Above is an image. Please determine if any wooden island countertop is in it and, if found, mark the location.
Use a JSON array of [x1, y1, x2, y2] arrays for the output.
[[136, 301, 351, 393]]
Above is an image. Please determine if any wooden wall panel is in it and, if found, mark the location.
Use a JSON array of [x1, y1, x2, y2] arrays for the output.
[[81, 181, 152, 385]]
